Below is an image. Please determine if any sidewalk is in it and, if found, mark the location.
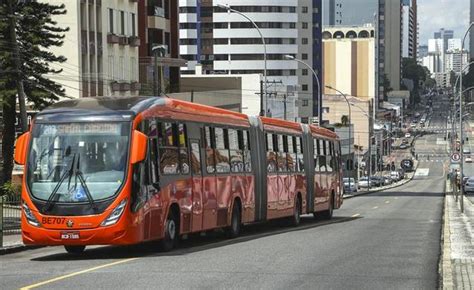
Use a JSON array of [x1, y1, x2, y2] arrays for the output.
[[0, 234, 29, 255], [441, 181, 474, 289]]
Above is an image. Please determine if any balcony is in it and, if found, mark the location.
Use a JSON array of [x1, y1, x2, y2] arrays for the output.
[[110, 81, 132, 92], [118, 36, 129, 45], [130, 82, 141, 91], [107, 33, 119, 44], [128, 36, 140, 47]]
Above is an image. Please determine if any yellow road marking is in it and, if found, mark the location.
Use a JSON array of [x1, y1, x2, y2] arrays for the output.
[[372, 206, 379, 209], [351, 213, 361, 217], [385, 201, 390, 204], [20, 258, 138, 290]]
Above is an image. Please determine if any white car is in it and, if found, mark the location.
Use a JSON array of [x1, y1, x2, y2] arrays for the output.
[[464, 177, 474, 193], [466, 156, 472, 163], [405, 133, 411, 138], [390, 171, 401, 181], [343, 178, 357, 193]]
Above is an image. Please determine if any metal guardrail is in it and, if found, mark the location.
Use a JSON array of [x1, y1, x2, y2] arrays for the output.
[[1, 194, 21, 239]]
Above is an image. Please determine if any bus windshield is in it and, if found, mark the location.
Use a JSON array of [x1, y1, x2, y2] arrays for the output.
[[26, 122, 131, 203]]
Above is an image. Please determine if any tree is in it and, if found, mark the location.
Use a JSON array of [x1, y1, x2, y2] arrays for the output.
[[0, 0, 69, 188], [341, 115, 349, 126], [402, 57, 428, 104]]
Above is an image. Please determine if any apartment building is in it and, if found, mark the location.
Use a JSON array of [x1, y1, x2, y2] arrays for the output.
[[178, 0, 322, 123], [46, 0, 140, 98]]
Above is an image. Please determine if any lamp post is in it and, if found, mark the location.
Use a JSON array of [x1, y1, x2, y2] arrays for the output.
[[218, 4, 267, 116], [459, 22, 474, 213], [453, 61, 474, 94], [284, 55, 322, 124], [325, 85, 352, 192]]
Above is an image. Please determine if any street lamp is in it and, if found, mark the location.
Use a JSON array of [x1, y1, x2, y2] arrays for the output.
[[217, 4, 267, 116], [459, 22, 474, 213], [325, 85, 352, 192], [453, 61, 474, 93], [284, 55, 322, 124]]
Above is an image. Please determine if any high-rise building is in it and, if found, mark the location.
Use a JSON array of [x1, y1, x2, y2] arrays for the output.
[[380, 0, 402, 94], [322, 26, 375, 100], [45, 0, 140, 98], [323, 0, 378, 26], [178, 1, 322, 123], [418, 44, 428, 63], [137, 0, 184, 94], [401, 0, 416, 58], [434, 28, 454, 52], [447, 39, 462, 52]]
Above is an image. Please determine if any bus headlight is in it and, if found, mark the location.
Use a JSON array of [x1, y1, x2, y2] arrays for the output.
[[101, 199, 127, 227], [22, 201, 41, 227]]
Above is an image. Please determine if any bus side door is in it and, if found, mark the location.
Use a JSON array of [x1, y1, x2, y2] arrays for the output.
[[202, 127, 217, 230]]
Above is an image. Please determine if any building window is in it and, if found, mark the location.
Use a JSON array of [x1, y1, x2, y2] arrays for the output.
[[302, 53, 308, 60], [302, 84, 308, 91], [302, 6, 308, 13], [120, 11, 125, 35], [302, 100, 309, 106], [130, 13, 136, 36], [108, 8, 114, 34], [302, 22, 308, 29], [302, 38, 308, 45], [302, 69, 308, 75]]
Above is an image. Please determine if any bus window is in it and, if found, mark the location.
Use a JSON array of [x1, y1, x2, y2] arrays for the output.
[[157, 122, 189, 175], [266, 133, 277, 173], [296, 137, 304, 172], [229, 129, 244, 173], [147, 119, 160, 187], [314, 138, 320, 172], [326, 140, 333, 172], [319, 139, 327, 172], [287, 136, 296, 172], [178, 124, 190, 174], [214, 127, 230, 173], [277, 135, 287, 172], [205, 127, 215, 173], [190, 141, 201, 175], [243, 130, 252, 172]]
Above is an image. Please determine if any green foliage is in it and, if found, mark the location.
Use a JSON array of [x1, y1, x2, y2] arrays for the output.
[[402, 58, 429, 104], [0, 181, 21, 198], [0, 0, 70, 109], [341, 115, 349, 126]]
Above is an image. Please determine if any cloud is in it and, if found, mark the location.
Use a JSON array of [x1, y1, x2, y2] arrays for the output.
[[418, 0, 470, 45]]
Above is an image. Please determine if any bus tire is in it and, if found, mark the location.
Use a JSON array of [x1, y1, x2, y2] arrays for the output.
[[290, 196, 302, 226], [322, 193, 334, 220], [64, 245, 85, 254], [159, 210, 179, 252], [226, 201, 241, 238]]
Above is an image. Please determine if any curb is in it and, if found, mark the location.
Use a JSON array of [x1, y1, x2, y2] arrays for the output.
[[440, 184, 454, 289], [0, 244, 40, 256]]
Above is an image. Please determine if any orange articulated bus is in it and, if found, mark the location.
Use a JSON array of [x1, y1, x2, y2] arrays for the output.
[[14, 96, 343, 254]]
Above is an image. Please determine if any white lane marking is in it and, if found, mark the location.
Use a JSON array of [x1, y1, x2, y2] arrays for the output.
[[415, 168, 430, 176], [372, 206, 379, 209]]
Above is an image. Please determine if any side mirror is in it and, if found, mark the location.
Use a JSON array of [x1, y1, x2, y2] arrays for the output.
[[130, 130, 148, 164], [14, 132, 31, 165]]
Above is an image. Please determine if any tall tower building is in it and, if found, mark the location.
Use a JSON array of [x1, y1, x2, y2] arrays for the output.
[[471, 0, 474, 60], [380, 0, 402, 94], [179, 0, 322, 123], [401, 0, 417, 59]]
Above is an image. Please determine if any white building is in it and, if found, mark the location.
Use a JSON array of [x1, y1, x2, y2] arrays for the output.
[[447, 39, 462, 52], [178, 0, 322, 123], [46, 0, 140, 98]]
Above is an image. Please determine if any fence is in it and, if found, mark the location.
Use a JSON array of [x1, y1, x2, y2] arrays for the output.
[[1, 194, 21, 238]]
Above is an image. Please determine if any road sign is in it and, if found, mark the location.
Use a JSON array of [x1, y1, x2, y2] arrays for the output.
[[451, 153, 461, 163]]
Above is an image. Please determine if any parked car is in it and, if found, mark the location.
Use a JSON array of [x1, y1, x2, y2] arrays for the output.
[[390, 171, 401, 181], [343, 177, 357, 193], [382, 176, 392, 185], [401, 138, 408, 144], [463, 148, 471, 155], [405, 132, 411, 138], [399, 143, 409, 149], [464, 177, 474, 193], [358, 177, 372, 189], [400, 159, 415, 172], [370, 176, 383, 187], [466, 156, 472, 163]]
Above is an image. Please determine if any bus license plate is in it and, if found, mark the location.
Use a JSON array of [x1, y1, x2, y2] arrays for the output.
[[61, 232, 80, 240]]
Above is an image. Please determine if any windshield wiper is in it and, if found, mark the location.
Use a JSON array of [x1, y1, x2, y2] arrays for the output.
[[42, 152, 76, 213], [73, 154, 99, 213]]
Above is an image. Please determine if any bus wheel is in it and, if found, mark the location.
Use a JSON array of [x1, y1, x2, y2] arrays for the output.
[[160, 211, 179, 252], [290, 197, 301, 226], [226, 202, 241, 238], [64, 245, 85, 254], [322, 193, 334, 220]]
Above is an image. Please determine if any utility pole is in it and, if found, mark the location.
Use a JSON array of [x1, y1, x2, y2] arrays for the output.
[[8, 0, 28, 133], [260, 80, 264, 116], [283, 94, 287, 120]]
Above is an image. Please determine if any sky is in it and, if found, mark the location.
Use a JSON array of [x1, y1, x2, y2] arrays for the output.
[[418, 0, 470, 46]]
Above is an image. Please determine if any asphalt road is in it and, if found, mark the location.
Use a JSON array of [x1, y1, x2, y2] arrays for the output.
[[0, 96, 449, 290]]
